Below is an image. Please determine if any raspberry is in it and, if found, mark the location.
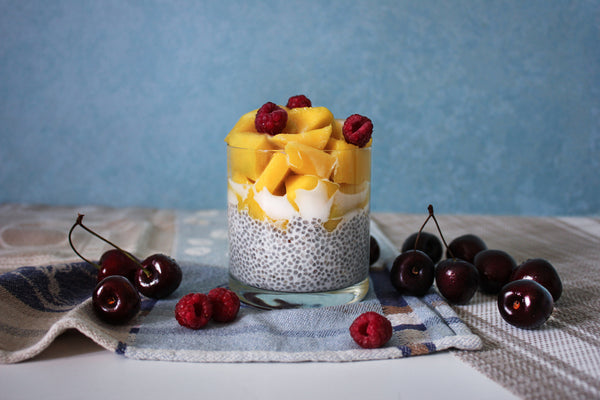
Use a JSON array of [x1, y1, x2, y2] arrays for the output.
[[342, 114, 373, 147], [255, 102, 288, 135], [349, 311, 393, 349], [286, 94, 312, 108], [208, 287, 240, 322], [175, 293, 213, 329]]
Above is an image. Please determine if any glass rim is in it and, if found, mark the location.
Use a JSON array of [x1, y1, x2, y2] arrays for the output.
[[226, 144, 372, 153]]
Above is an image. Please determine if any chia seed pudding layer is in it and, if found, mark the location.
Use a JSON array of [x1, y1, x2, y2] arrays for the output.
[[227, 204, 370, 293]]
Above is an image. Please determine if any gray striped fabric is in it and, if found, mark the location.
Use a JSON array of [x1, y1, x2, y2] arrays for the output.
[[374, 213, 600, 400]]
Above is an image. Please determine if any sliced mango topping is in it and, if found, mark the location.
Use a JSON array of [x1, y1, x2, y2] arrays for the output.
[[285, 142, 336, 179], [226, 104, 372, 230], [227, 131, 276, 181], [268, 124, 332, 150], [225, 109, 259, 138], [325, 138, 371, 185], [287, 107, 334, 133], [331, 118, 345, 140], [254, 152, 290, 196]]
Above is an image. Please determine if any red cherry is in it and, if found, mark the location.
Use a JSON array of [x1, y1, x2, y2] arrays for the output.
[[446, 234, 487, 264], [97, 249, 139, 283], [370, 236, 380, 265], [92, 276, 141, 325], [390, 250, 435, 296], [498, 279, 554, 329], [435, 258, 479, 304], [511, 258, 562, 302], [473, 249, 517, 294], [135, 254, 182, 299]]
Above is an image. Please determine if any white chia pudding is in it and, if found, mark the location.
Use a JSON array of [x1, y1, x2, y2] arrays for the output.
[[228, 204, 370, 293]]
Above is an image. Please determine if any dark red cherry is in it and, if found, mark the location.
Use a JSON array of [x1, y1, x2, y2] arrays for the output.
[[92, 276, 141, 324], [498, 279, 554, 329], [370, 236, 380, 265], [97, 249, 139, 283], [446, 234, 487, 264], [401, 232, 443, 264], [135, 254, 182, 299], [435, 258, 479, 304], [511, 258, 562, 302], [473, 249, 517, 294], [390, 250, 434, 296]]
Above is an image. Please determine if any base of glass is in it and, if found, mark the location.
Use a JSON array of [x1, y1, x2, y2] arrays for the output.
[[228, 274, 370, 310]]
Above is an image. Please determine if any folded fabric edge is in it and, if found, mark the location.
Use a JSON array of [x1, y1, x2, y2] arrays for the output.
[[0, 300, 120, 364], [122, 346, 408, 363]]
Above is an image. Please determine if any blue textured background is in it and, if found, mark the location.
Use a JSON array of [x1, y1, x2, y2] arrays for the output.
[[1, 1, 599, 216]]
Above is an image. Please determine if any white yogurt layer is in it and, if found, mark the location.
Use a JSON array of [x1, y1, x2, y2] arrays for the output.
[[330, 182, 370, 214], [292, 179, 336, 220], [227, 178, 369, 224], [227, 180, 251, 204], [253, 188, 299, 220]]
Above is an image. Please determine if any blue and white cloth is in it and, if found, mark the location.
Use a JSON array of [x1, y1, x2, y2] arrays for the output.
[[0, 209, 481, 363]]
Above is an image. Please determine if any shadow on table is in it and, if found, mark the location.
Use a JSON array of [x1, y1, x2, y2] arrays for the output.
[[29, 329, 105, 363]]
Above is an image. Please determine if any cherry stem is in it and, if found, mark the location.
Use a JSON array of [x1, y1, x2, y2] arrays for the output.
[[413, 205, 433, 252], [68, 214, 149, 274], [427, 204, 456, 259], [68, 217, 101, 269]]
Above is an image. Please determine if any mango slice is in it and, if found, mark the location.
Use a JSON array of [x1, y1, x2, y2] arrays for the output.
[[285, 142, 336, 179], [225, 109, 259, 138], [268, 124, 332, 150], [331, 118, 345, 140], [285, 174, 339, 212], [325, 138, 371, 185], [226, 131, 276, 181], [287, 107, 334, 133], [238, 188, 266, 221], [254, 152, 290, 196], [323, 218, 343, 232]]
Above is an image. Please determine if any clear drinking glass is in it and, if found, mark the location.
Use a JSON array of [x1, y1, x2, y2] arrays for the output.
[[227, 144, 371, 309]]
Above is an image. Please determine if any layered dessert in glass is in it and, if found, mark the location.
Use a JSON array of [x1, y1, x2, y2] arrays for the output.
[[226, 95, 372, 309]]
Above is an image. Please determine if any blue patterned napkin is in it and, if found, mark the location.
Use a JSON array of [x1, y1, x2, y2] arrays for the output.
[[0, 210, 481, 363]]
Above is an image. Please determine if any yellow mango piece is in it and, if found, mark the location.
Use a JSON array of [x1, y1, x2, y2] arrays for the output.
[[325, 138, 371, 185], [268, 124, 332, 150], [230, 171, 251, 184], [287, 107, 334, 133], [331, 119, 345, 140], [285, 142, 336, 179], [254, 152, 290, 196], [225, 109, 259, 139], [225, 130, 274, 149], [226, 131, 277, 181], [323, 218, 343, 232], [238, 189, 266, 221], [285, 174, 338, 211]]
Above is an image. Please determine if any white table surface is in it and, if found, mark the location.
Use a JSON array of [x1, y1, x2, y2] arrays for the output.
[[1, 330, 518, 400]]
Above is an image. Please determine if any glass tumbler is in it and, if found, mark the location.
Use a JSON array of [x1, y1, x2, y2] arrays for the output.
[[226, 143, 371, 309]]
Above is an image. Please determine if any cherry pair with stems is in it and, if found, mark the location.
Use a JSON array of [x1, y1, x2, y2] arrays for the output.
[[69, 214, 182, 324]]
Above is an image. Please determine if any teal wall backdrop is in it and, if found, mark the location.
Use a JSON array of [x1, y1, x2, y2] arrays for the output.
[[1, 1, 598, 216]]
